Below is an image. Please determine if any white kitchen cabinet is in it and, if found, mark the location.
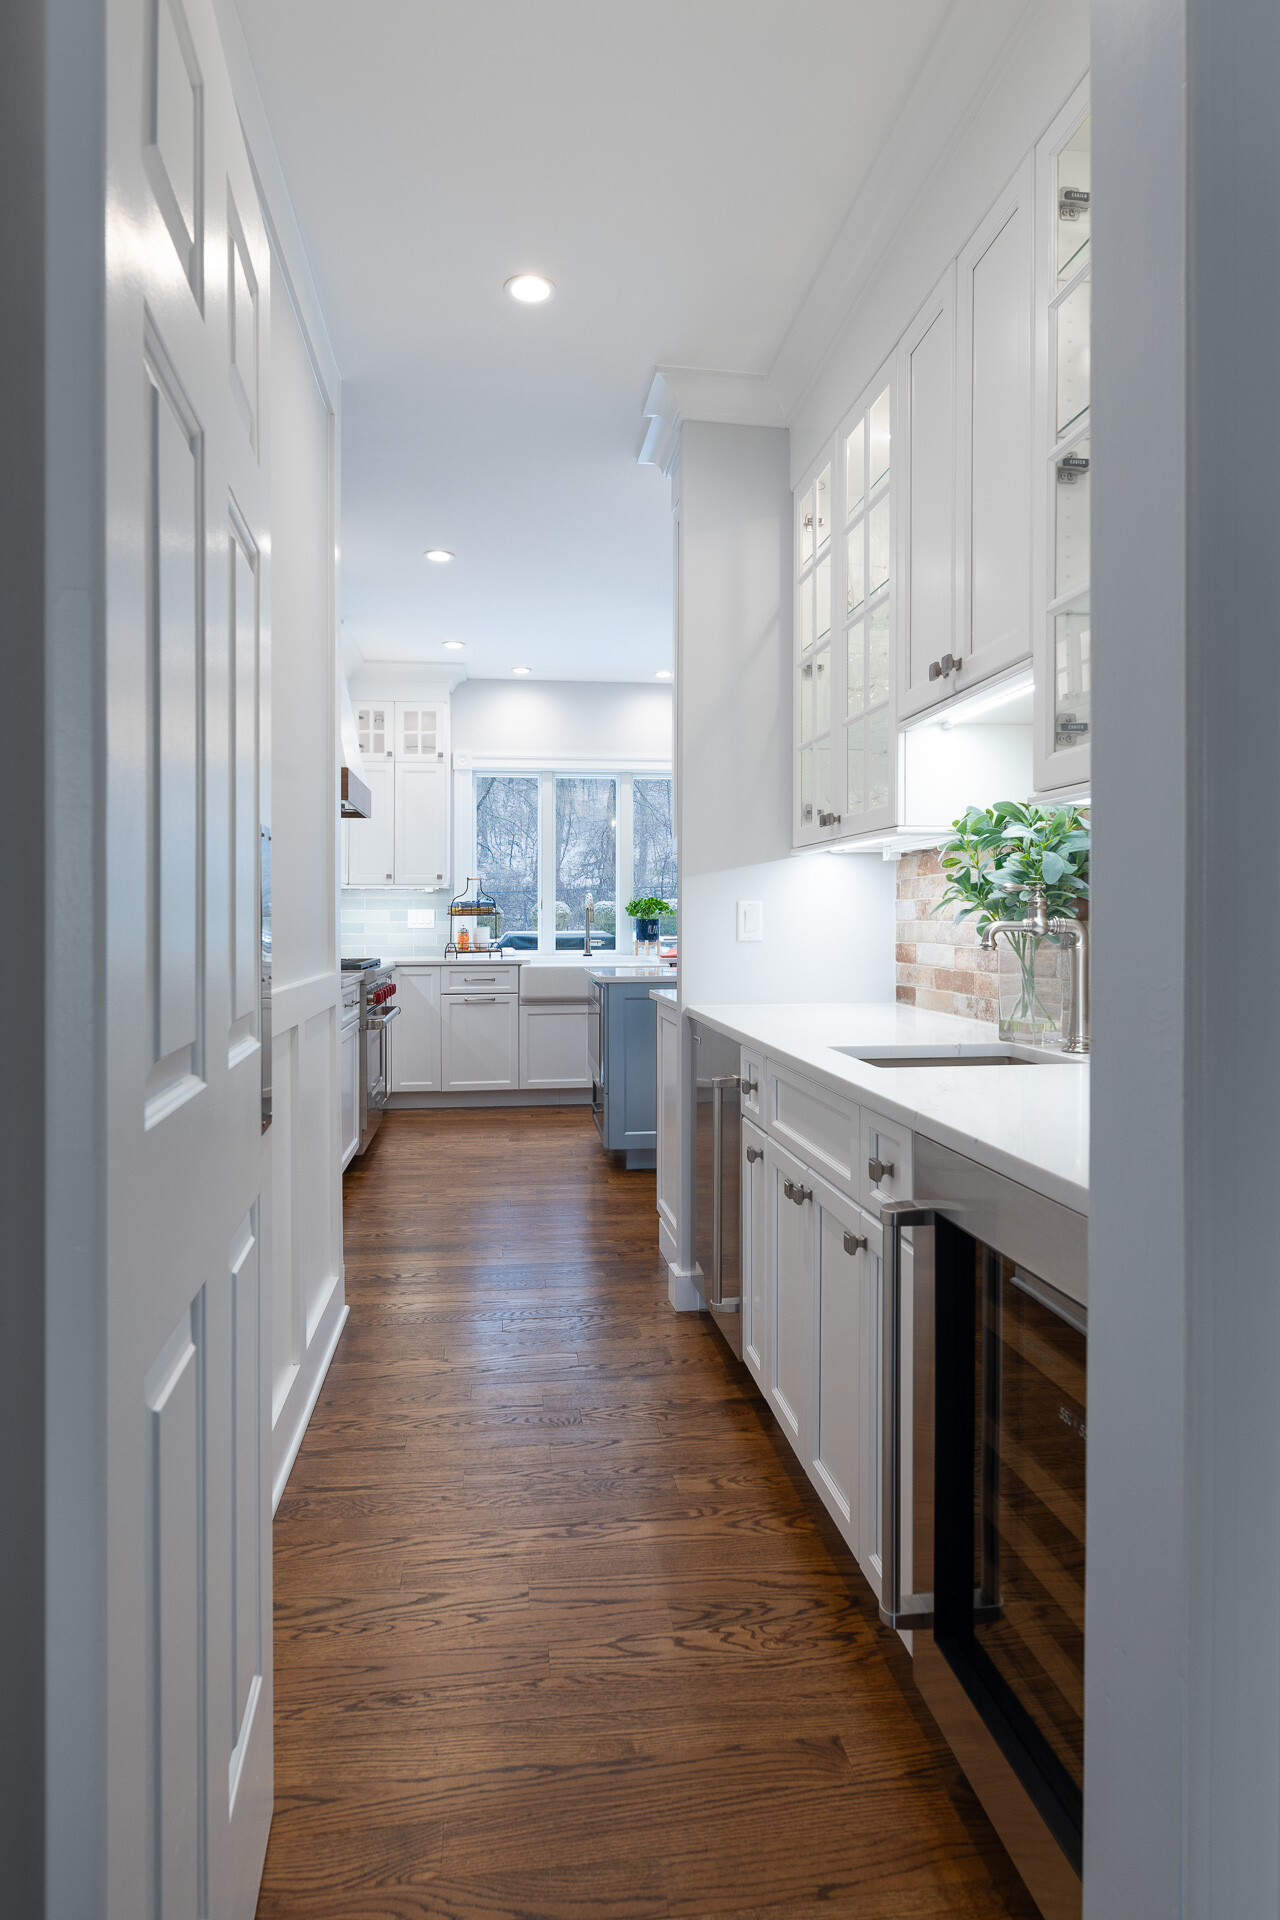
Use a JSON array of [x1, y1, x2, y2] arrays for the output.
[[520, 1002, 590, 1090], [345, 760, 396, 885], [394, 762, 449, 887], [1034, 82, 1092, 792], [394, 701, 447, 764], [792, 443, 837, 846], [955, 158, 1033, 689], [741, 1118, 768, 1394], [441, 992, 519, 1091], [899, 269, 958, 721], [859, 1105, 914, 1212], [339, 1007, 360, 1169], [809, 1175, 881, 1577], [390, 965, 442, 1092], [765, 1135, 815, 1462], [837, 372, 896, 835]]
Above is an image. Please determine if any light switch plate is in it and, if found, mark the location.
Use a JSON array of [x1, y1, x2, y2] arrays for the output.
[[407, 908, 435, 929], [736, 900, 764, 942]]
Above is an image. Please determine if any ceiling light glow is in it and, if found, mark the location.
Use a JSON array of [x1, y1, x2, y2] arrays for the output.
[[512, 665, 532, 676], [443, 639, 464, 650], [505, 274, 555, 305], [655, 669, 672, 680], [424, 548, 454, 563]]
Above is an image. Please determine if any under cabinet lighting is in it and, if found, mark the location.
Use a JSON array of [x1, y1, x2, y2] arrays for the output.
[[424, 548, 454, 563], [512, 665, 532, 676], [505, 274, 555, 305]]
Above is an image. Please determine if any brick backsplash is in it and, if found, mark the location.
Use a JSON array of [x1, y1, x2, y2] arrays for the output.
[[895, 848, 999, 1028]]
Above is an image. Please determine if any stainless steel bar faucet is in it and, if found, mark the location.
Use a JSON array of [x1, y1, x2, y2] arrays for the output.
[[980, 886, 1090, 1053], [583, 892, 594, 958]]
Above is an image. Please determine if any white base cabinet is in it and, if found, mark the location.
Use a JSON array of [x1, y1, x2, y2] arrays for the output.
[[390, 966, 443, 1092], [442, 993, 519, 1091], [519, 1003, 590, 1090], [656, 998, 682, 1254], [741, 1055, 888, 1594], [340, 1014, 360, 1169]]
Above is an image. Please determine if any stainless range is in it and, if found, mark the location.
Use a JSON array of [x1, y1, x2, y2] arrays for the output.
[[346, 962, 398, 1154]]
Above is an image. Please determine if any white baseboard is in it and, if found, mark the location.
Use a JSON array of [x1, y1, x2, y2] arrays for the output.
[[272, 1301, 349, 1513], [668, 1262, 705, 1312], [658, 1214, 677, 1268], [387, 1088, 592, 1110]]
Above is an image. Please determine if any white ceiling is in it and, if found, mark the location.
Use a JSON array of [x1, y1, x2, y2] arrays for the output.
[[237, 0, 953, 681]]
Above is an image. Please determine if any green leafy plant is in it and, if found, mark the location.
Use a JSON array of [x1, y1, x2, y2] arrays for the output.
[[936, 801, 1089, 1033], [626, 897, 672, 919]]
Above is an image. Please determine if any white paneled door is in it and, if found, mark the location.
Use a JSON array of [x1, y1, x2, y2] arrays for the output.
[[106, 0, 273, 1911]]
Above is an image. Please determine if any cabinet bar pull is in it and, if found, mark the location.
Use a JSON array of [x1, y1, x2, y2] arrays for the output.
[[462, 996, 499, 1004], [868, 1155, 895, 1184], [843, 1230, 867, 1256], [783, 1178, 811, 1206]]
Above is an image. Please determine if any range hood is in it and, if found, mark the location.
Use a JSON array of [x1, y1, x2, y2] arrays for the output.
[[341, 765, 372, 819]]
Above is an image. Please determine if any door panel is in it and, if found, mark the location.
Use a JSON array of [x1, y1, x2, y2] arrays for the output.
[[391, 967, 443, 1091], [106, 0, 273, 1903], [742, 1120, 768, 1392], [814, 1201, 859, 1542], [441, 996, 519, 1090], [346, 760, 395, 885], [900, 273, 956, 718], [395, 762, 448, 886]]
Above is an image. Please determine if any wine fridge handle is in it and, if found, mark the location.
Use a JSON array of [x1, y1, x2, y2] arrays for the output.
[[879, 1200, 938, 1631]]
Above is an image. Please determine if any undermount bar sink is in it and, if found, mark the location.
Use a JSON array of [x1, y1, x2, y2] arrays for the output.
[[833, 1044, 1082, 1068]]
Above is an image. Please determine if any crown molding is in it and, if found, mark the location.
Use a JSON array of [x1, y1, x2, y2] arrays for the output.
[[638, 366, 785, 471]]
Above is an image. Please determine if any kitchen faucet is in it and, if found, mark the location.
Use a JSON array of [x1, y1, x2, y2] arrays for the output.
[[980, 886, 1090, 1054], [583, 892, 594, 958]]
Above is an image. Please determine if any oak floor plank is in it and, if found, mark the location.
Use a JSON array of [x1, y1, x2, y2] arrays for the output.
[[257, 1108, 1038, 1920]]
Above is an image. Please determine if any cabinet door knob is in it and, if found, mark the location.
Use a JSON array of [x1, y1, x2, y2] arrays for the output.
[[746, 1145, 763, 1164], [843, 1230, 868, 1256], [742, 1079, 759, 1097], [782, 1178, 795, 1200], [928, 659, 943, 681], [785, 1181, 811, 1207], [868, 1155, 895, 1184]]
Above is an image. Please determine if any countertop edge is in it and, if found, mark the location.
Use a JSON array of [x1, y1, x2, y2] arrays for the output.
[[684, 1001, 1089, 1219]]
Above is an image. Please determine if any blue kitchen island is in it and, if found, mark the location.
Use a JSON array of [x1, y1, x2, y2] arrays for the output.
[[586, 966, 670, 1168]]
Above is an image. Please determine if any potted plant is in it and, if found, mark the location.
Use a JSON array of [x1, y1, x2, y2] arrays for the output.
[[626, 896, 672, 947], [935, 801, 1090, 1040]]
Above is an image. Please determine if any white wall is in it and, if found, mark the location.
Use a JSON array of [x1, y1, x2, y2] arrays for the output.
[[675, 419, 896, 1011], [451, 678, 672, 766]]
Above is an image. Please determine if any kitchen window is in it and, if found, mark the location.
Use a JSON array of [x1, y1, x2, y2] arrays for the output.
[[469, 768, 675, 952]]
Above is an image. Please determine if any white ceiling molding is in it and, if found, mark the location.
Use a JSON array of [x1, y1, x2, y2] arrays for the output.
[[638, 366, 785, 472], [767, 0, 1040, 423]]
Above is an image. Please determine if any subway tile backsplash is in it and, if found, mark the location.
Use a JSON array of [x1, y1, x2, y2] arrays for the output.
[[341, 887, 453, 960]]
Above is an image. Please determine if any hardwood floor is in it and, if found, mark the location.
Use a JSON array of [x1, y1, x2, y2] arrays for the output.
[[257, 1108, 1039, 1920]]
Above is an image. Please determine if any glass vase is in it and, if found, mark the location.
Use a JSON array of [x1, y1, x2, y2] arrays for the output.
[[997, 931, 1066, 1045]]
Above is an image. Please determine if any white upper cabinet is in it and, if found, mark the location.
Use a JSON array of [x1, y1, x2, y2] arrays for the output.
[[345, 693, 452, 886], [898, 270, 957, 721], [793, 446, 837, 845], [839, 374, 896, 836], [955, 158, 1034, 691], [1034, 84, 1092, 791], [345, 759, 396, 885]]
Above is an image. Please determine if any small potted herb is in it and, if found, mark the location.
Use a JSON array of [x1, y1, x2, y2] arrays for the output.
[[936, 801, 1090, 1040], [626, 896, 672, 947]]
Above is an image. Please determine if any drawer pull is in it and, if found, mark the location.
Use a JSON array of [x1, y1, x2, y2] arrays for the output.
[[868, 1155, 895, 1184], [782, 1178, 812, 1207], [843, 1230, 868, 1257], [746, 1145, 763, 1164], [462, 996, 499, 1004]]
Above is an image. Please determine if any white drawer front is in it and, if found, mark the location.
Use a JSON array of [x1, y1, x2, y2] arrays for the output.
[[765, 1061, 858, 1196], [740, 1048, 764, 1120], [859, 1106, 914, 1210], [440, 963, 519, 995]]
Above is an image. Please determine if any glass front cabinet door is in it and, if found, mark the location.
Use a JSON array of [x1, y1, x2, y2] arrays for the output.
[[1034, 83, 1092, 790], [793, 372, 896, 848]]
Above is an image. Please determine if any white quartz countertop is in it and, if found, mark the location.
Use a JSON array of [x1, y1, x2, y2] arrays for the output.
[[683, 1001, 1089, 1215], [587, 964, 675, 985]]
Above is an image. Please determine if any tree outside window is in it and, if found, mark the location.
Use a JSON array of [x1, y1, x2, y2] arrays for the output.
[[555, 777, 617, 945], [632, 776, 677, 934], [475, 775, 539, 941]]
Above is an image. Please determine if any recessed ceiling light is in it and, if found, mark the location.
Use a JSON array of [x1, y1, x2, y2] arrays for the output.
[[443, 639, 465, 651], [655, 669, 673, 680], [512, 665, 532, 676], [505, 273, 555, 305], [424, 548, 453, 563]]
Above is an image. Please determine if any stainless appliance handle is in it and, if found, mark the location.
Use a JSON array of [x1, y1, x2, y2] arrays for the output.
[[879, 1200, 938, 1631], [368, 1004, 401, 1028]]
